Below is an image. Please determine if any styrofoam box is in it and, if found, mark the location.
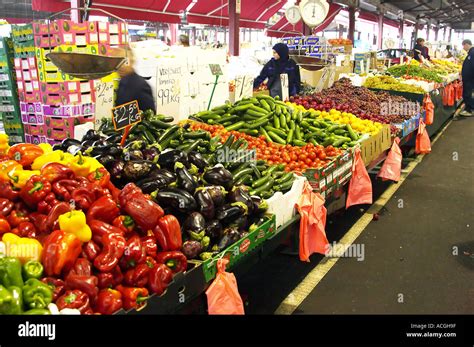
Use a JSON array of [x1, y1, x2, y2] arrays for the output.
[[266, 174, 307, 228]]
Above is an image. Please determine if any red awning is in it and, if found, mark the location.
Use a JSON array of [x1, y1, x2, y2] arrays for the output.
[[266, 3, 342, 38], [32, 0, 285, 29]]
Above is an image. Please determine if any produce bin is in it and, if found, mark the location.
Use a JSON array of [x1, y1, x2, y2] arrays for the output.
[[359, 124, 391, 166]]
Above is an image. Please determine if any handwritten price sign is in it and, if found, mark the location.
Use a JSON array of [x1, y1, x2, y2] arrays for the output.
[[112, 100, 141, 130], [234, 75, 254, 102]]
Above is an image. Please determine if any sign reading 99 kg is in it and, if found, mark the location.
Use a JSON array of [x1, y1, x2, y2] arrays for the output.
[[112, 100, 142, 130]]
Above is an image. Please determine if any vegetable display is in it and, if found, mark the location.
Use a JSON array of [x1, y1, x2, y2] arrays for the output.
[[387, 64, 444, 83], [363, 75, 425, 94]]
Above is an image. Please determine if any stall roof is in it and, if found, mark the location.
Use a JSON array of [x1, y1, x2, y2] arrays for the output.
[[31, 0, 286, 29], [267, 3, 342, 38]]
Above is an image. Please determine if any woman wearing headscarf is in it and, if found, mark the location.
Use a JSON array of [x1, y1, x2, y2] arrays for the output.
[[253, 43, 301, 99]]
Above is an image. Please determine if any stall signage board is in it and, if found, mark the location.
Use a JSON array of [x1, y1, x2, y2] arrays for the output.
[[94, 80, 115, 125], [280, 73, 289, 101], [209, 64, 223, 76], [112, 100, 141, 131], [234, 75, 254, 102]]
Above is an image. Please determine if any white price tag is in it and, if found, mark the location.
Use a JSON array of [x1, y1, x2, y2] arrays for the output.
[[94, 81, 115, 123], [280, 73, 289, 101], [234, 75, 254, 102]]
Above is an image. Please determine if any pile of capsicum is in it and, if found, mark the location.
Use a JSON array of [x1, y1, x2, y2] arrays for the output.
[[0, 138, 194, 314]]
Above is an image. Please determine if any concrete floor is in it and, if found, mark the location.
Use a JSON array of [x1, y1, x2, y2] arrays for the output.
[[237, 116, 474, 314]]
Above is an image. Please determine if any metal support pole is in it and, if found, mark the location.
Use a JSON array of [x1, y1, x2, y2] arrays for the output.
[[348, 7, 355, 44], [169, 23, 178, 45], [229, 0, 240, 56], [426, 23, 430, 41], [377, 12, 383, 50], [399, 20, 404, 48]]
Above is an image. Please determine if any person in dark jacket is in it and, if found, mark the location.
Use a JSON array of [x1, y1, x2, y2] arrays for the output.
[[413, 38, 430, 62], [113, 46, 156, 113], [460, 39, 474, 117], [253, 43, 301, 99]]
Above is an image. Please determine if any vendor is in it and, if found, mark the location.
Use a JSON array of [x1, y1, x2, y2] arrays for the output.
[[253, 43, 301, 99], [413, 38, 430, 62], [178, 35, 190, 47], [460, 39, 474, 117], [113, 46, 156, 113]]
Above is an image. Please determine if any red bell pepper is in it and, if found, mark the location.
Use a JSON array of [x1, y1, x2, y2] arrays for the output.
[[145, 256, 158, 269], [112, 215, 135, 234], [28, 212, 49, 236], [45, 202, 71, 231], [71, 186, 96, 211], [14, 201, 29, 215], [89, 219, 124, 245], [52, 179, 79, 201], [8, 143, 43, 168], [97, 266, 124, 289], [93, 231, 126, 273], [116, 285, 149, 311], [69, 258, 92, 277], [156, 251, 187, 274], [65, 273, 99, 304], [119, 183, 164, 232], [0, 198, 14, 216], [7, 210, 30, 227], [17, 221, 37, 238], [120, 234, 146, 269], [153, 215, 182, 251], [141, 233, 157, 257], [41, 277, 66, 302], [87, 167, 110, 188], [42, 230, 82, 276], [37, 192, 60, 214], [56, 289, 92, 315], [86, 195, 120, 224], [95, 288, 123, 315], [124, 263, 150, 287], [82, 240, 101, 262], [106, 181, 121, 202], [0, 216, 11, 236], [0, 182, 19, 201], [41, 163, 74, 182], [19, 175, 52, 208], [148, 263, 173, 295]]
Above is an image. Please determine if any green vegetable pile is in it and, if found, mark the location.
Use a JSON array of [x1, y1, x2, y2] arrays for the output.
[[387, 65, 444, 83]]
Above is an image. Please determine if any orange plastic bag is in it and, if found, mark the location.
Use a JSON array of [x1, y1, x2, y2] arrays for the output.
[[457, 82, 463, 100], [346, 147, 373, 209], [415, 118, 431, 154], [448, 84, 455, 106], [423, 94, 434, 125], [377, 137, 402, 182], [295, 181, 328, 262], [206, 258, 244, 315]]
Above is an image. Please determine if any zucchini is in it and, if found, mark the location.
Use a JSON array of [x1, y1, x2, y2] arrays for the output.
[[276, 172, 293, 184], [268, 131, 286, 145], [346, 124, 359, 141], [225, 121, 245, 131], [230, 103, 253, 114], [292, 139, 306, 146], [222, 134, 235, 148], [231, 162, 251, 175], [157, 124, 179, 143], [159, 129, 181, 148], [183, 131, 210, 140], [274, 178, 294, 192], [264, 126, 287, 138], [143, 130, 156, 143], [250, 163, 261, 179], [250, 105, 269, 114], [273, 114, 281, 129], [235, 173, 252, 186], [216, 114, 239, 124], [247, 109, 269, 118], [233, 167, 254, 181], [262, 165, 278, 176], [251, 174, 272, 188], [239, 129, 259, 136], [279, 114, 287, 130], [260, 190, 274, 199], [250, 177, 275, 195]]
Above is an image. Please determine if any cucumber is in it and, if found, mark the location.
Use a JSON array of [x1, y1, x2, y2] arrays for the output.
[[250, 177, 275, 195], [222, 134, 235, 148], [309, 138, 320, 146], [239, 129, 259, 136], [266, 99, 275, 111], [295, 125, 302, 140], [322, 137, 335, 147], [273, 114, 281, 129], [279, 114, 287, 130], [235, 173, 252, 186], [225, 121, 245, 131], [183, 131, 210, 140], [276, 172, 294, 184], [292, 139, 306, 146], [230, 103, 253, 114], [150, 119, 173, 129], [216, 114, 239, 124], [250, 105, 269, 114], [260, 190, 275, 199], [286, 129, 294, 144], [289, 120, 296, 130], [259, 127, 272, 143], [248, 118, 269, 129], [275, 104, 282, 116], [260, 99, 271, 112], [264, 126, 287, 138], [268, 131, 286, 145], [250, 163, 261, 179], [346, 124, 359, 141], [195, 110, 212, 118]]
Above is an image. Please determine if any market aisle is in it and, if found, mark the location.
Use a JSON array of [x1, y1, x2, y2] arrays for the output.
[[294, 117, 474, 314]]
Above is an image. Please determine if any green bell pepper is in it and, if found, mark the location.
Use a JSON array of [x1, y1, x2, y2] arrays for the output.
[[24, 308, 51, 315], [22, 278, 53, 310], [22, 260, 44, 280], [0, 257, 24, 288], [0, 285, 23, 314]]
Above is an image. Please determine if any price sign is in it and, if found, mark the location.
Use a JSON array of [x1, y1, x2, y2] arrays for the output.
[[209, 64, 223, 76], [111, 100, 142, 131], [94, 81, 115, 124], [280, 73, 289, 101], [328, 65, 336, 88], [234, 75, 254, 102]]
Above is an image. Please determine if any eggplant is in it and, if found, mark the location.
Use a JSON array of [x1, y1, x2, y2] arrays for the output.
[[194, 188, 215, 220], [109, 160, 125, 180], [181, 240, 203, 259], [105, 133, 122, 144], [250, 195, 269, 215], [228, 186, 254, 214], [188, 151, 209, 172], [205, 186, 226, 207], [52, 144, 63, 151], [153, 187, 197, 213], [122, 160, 153, 181], [149, 168, 176, 182], [217, 227, 241, 251], [106, 144, 123, 157], [183, 212, 206, 234], [142, 146, 160, 162], [203, 166, 234, 189], [158, 149, 189, 170], [82, 129, 101, 142], [205, 220, 223, 240], [215, 202, 247, 225], [81, 139, 95, 149], [96, 154, 116, 169], [60, 138, 81, 151], [136, 176, 171, 194], [124, 140, 147, 151], [175, 162, 197, 194], [92, 139, 109, 148], [230, 214, 249, 231]]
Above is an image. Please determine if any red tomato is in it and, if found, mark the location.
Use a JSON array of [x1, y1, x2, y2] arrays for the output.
[[305, 158, 313, 166], [319, 152, 327, 160], [298, 153, 307, 161]]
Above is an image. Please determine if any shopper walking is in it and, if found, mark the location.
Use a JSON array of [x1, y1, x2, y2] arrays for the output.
[[113, 46, 156, 113], [253, 43, 301, 100], [460, 39, 474, 117], [413, 38, 430, 62]]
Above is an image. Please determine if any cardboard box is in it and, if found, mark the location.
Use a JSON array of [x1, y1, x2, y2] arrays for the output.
[[25, 134, 47, 144], [21, 113, 45, 125], [44, 114, 95, 140], [24, 123, 46, 136], [53, 44, 100, 55], [13, 41, 36, 59], [20, 102, 42, 114], [42, 103, 95, 117], [11, 24, 34, 43], [34, 34, 62, 48], [40, 81, 93, 95], [23, 81, 40, 92], [359, 124, 391, 166], [33, 21, 58, 36], [40, 92, 82, 105], [18, 90, 41, 103]]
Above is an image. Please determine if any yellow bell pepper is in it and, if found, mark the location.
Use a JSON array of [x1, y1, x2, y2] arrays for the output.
[[7, 168, 40, 189], [0, 134, 10, 155], [59, 152, 75, 166], [84, 156, 104, 174], [58, 210, 91, 242], [31, 150, 65, 170], [38, 143, 53, 154], [2, 233, 43, 264], [0, 160, 22, 182], [68, 152, 91, 177]]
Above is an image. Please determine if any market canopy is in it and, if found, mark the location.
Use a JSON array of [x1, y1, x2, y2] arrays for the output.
[[266, 3, 342, 38], [31, 0, 286, 29]]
